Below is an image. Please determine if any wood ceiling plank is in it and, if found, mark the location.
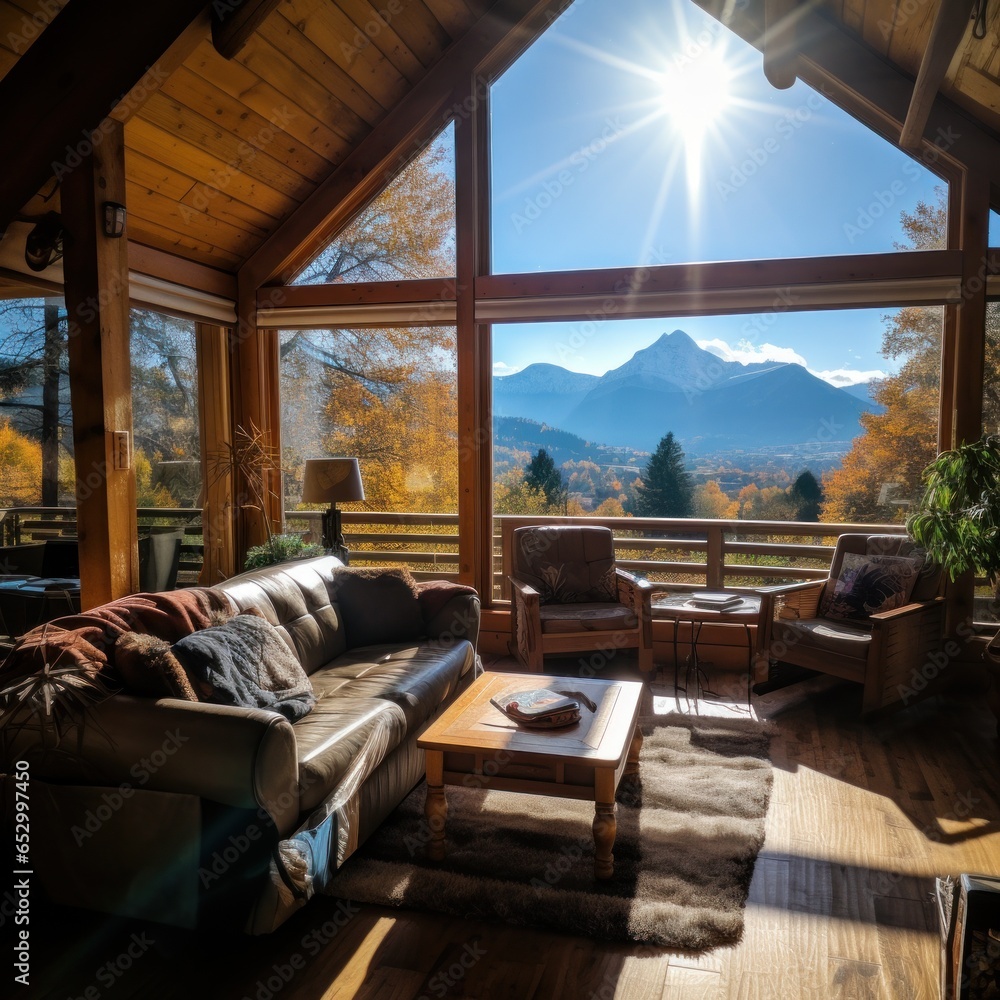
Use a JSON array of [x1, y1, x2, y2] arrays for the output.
[[125, 180, 265, 255], [184, 39, 355, 159], [161, 65, 335, 181], [841, 0, 867, 36], [0, 0, 62, 55], [126, 219, 243, 270], [126, 118, 297, 220], [125, 149, 199, 203], [280, 0, 411, 109], [138, 91, 315, 200], [178, 180, 285, 235], [862, 0, 897, 58], [422, 0, 477, 37], [887, 0, 938, 77], [954, 65, 1000, 113], [0, 0, 207, 231], [212, 0, 285, 59], [237, 31, 373, 135], [335, 0, 427, 82], [372, 0, 452, 65]]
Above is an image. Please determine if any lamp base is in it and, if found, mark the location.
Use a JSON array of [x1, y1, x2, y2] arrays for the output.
[[321, 505, 350, 564]]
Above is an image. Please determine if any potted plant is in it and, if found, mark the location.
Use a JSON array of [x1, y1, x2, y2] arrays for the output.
[[207, 423, 323, 570], [906, 434, 1000, 625]]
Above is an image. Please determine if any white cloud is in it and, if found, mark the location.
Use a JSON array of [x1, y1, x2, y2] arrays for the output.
[[697, 338, 808, 367], [493, 361, 521, 376], [810, 368, 887, 387], [697, 338, 886, 388]]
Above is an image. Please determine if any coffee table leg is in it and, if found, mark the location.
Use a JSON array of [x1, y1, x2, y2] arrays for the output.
[[593, 770, 616, 879], [424, 750, 447, 861], [625, 726, 643, 778]]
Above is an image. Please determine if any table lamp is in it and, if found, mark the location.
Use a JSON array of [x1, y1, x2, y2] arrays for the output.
[[301, 458, 365, 563]]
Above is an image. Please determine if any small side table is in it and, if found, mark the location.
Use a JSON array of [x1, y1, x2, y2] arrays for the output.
[[650, 593, 762, 710]]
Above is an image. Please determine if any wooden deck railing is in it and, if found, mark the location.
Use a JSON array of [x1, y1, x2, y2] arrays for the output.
[[0, 507, 910, 600]]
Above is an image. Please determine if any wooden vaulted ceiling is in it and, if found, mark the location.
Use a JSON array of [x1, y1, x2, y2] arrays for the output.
[[2, 0, 1000, 298], [0, 0, 490, 283], [821, 0, 1000, 136]]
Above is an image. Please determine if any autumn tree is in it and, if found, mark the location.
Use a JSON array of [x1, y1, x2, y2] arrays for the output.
[[694, 480, 737, 519], [0, 420, 42, 505], [280, 128, 458, 515], [822, 189, 953, 523], [628, 432, 693, 518]]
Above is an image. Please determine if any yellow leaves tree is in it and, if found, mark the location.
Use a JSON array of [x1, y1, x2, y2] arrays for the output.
[[0, 420, 41, 505], [822, 190, 952, 524], [694, 480, 738, 519]]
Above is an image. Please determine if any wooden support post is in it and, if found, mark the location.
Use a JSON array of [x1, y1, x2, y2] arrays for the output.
[[228, 278, 283, 566], [455, 74, 492, 599], [197, 323, 236, 583], [61, 118, 138, 607], [763, 0, 798, 90], [947, 170, 990, 634]]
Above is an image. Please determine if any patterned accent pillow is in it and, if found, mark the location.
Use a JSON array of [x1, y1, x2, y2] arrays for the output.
[[825, 553, 922, 623]]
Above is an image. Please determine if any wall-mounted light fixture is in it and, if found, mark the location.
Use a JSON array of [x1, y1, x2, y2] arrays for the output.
[[102, 201, 126, 238], [23, 212, 66, 272]]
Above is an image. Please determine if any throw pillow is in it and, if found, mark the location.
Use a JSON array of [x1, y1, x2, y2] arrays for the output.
[[114, 632, 203, 701], [330, 567, 424, 648], [825, 553, 922, 622], [171, 613, 315, 722]]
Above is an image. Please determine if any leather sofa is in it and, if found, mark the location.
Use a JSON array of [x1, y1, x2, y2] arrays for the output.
[[0, 556, 481, 933]]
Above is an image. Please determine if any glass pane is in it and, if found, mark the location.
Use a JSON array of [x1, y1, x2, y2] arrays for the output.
[[990, 210, 1000, 247], [130, 309, 201, 509], [280, 325, 458, 578], [490, 0, 946, 272], [0, 296, 73, 512], [492, 302, 943, 596], [977, 299, 1000, 625], [293, 122, 456, 284]]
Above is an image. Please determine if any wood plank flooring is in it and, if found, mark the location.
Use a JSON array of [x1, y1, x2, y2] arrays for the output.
[[22, 654, 1000, 999]]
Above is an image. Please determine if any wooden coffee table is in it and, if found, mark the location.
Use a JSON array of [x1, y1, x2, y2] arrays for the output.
[[417, 671, 644, 879]]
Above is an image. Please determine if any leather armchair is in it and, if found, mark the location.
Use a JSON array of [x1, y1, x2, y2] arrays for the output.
[[508, 525, 654, 676], [754, 533, 945, 715]]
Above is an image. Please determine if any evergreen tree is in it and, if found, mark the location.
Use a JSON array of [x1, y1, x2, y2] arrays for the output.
[[524, 448, 564, 505], [790, 470, 823, 521], [629, 432, 693, 517]]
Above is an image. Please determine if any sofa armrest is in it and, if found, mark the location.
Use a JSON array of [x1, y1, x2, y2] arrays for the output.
[[5, 695, 300, 835], [420, 589, 481, 651]]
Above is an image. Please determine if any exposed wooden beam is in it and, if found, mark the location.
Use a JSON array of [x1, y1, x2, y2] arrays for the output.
[[196, 323, 236, 584], [61, 118, 138, 606], [212, 0, 284, 59], [0, 0, 207, 233], [899, 0, 977, 150], [763, 0, 797, 90], [243, 0, 570, 289], [109, 11, 211, 124], [129, 243, 237, 301]]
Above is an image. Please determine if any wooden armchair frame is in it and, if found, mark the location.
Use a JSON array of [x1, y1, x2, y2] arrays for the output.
[[509, 567, 654, 676], [754, 578, 945, 716]]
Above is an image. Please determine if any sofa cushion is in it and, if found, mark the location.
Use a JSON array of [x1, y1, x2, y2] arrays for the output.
[[214, 556, 347, 674], [292, 696, 408, 811], [539, 602, 637, 634], [310, 639, 475, 730], [172, 614, 316, 722], [825, 553, 921, 622], [330, 568, 423, 648], [114, 632, 201, 701], [774, 618, 872, 659]]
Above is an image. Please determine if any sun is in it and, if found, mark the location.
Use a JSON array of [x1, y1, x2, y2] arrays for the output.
[[658, 50, 734, 146]]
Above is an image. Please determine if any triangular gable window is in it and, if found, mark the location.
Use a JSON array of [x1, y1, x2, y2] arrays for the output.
[[293, 122, 455, 284], [490, 0, 947, 273]]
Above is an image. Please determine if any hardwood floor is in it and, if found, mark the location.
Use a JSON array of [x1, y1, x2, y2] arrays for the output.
[[23, 655, 1000, 999]]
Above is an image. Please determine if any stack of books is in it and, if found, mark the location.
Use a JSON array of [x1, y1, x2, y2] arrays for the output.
[[687, 592, 744, 611]]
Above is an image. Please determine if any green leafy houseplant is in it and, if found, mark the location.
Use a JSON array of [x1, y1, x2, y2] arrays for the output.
[[906, 435, 1000, 593], [244, 533, 324, 570]]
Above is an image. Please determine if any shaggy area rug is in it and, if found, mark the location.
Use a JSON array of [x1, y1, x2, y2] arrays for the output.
[[324, 712, 773, 948]]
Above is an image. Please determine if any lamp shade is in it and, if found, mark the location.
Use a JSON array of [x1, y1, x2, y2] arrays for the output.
[[301, 458, 365, 503]]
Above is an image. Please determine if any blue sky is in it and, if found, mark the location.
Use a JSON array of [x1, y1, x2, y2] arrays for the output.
[[488, 0, 947, 385]]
